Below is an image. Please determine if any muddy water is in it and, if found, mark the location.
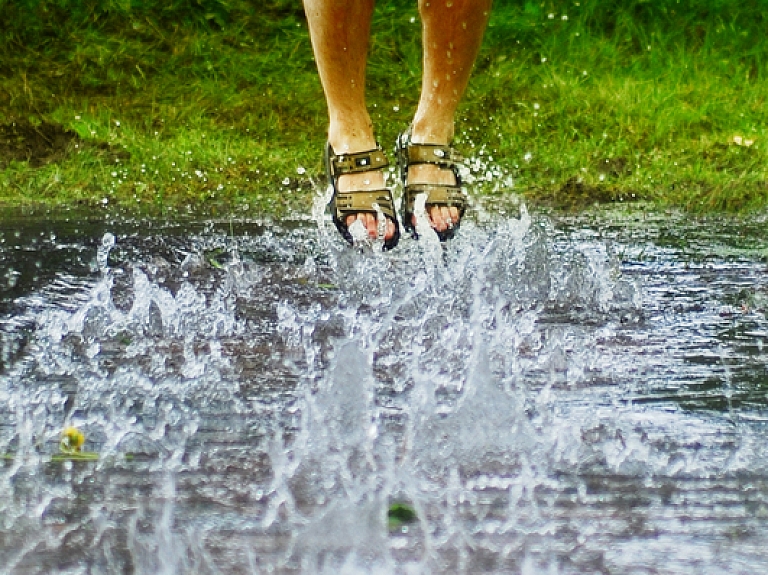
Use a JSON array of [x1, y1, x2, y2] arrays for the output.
[[1, 205, 768, 574]]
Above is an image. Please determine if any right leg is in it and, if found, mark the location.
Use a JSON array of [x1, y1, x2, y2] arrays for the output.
[[303, 0, 396, 241]]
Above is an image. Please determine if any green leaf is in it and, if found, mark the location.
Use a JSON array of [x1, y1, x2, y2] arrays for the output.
[[50, 452, 99, 462], [387, 502, 417, 529]]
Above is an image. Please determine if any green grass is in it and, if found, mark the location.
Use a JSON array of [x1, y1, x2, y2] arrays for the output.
[[1, 0, 767, 215]]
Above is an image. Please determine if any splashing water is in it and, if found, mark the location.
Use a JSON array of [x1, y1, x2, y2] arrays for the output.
[[2, 207, 768, 574]]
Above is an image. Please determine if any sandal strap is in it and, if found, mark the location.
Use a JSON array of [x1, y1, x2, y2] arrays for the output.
[[333, 189, 397, 221], [327, 146, 389, 177], [404, 142, 464, 169], [404, 184, 466, 208]]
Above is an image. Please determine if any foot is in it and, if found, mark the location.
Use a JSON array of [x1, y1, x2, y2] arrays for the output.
[[338, 169, 398, 242], [406, 163, 461, 234], [397, 130, 466, 240], [325, 141, 401, 250]]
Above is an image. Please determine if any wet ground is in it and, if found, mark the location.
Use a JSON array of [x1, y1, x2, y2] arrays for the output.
[[1, 204, 768, 574]]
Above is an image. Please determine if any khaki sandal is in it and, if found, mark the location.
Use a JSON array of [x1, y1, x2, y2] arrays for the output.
[[325, 142, 401, 250], [396, 130, 467, 241]]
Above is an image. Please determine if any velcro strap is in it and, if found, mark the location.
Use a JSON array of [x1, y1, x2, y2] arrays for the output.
[[406, 143, 464, 168], [405, 184, 466, 207], [333, 189, 396, 219], [330, 148, 389, 176]]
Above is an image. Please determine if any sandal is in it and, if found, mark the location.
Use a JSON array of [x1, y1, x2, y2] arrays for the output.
[[325, 142, 401, 250], [396, 130, 467, 241]]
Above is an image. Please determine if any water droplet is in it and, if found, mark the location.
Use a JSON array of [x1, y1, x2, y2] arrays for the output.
[[348, 218, 368, 243], [97, 233, 115, 270]]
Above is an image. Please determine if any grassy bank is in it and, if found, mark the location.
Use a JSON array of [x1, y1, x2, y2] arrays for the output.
[[1, 0, 766, 216]]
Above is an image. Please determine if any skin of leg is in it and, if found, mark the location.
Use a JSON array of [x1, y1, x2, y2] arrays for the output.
[[410, 0, 493, 232], [303, 0, 395, 240]]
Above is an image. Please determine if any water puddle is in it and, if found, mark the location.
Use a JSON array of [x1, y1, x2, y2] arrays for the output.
[[1, 205, 768, 574]]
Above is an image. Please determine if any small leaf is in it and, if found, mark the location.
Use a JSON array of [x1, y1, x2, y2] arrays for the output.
[[51, 452, 99, 462], [388, 502, 417, 529]]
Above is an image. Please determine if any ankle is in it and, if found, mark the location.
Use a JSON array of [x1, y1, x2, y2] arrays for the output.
[[328, 119, 377, 154], [328, 136, 379, 155], [410, 119, 454, 145]]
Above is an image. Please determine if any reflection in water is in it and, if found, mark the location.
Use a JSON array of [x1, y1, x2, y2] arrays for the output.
[[1, 206, 768, 574]]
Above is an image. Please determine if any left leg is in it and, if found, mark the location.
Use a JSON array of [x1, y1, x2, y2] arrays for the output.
[[410, 0, 493, 233]]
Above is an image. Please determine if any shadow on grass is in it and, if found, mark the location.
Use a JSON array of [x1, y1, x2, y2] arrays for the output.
[[0, 119, 129, 169]]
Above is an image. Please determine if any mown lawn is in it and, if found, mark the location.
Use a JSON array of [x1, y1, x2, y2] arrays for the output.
[[1, 0, 766, 215]]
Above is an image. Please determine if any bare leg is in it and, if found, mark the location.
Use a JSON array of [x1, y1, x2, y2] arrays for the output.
[[303, 0, 395, 241], [410, 0, 492, 233]]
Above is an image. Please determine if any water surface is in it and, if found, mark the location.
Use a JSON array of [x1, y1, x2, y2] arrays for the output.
[[2, 205, 768, 574]]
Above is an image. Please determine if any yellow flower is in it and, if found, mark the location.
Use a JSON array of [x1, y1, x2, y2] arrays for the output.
[[61, 426, 85, 453]]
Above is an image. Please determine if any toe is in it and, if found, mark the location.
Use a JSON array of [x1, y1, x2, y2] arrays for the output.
[[374, 215, 396, 241], [448, 206, 459, 227], [425, 205, 460, 233], [441, 206, 454, 229], [389, 218, 397, 239], [428, 206, 449, 232], [364, 213, 379, 238], [346, 213, 395, 241]]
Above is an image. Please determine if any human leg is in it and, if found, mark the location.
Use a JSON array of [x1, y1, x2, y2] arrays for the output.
[[409, 0, 493, 234], [303, 0, 397, 243]]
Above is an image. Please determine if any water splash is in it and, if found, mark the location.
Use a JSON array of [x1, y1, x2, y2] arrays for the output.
[[96, 232, 116, 272], [2, 209, 768, 574]]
